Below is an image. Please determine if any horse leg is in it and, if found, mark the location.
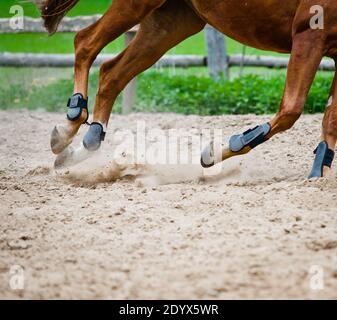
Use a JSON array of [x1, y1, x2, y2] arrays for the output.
[[53, 1, 205, 168], [201, 31, 325, 170], [50, 0, 167, 155], [308, 66, 337, 178]]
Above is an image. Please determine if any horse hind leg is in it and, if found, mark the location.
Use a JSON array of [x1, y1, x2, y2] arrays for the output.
[[54, 0, 205, 168], [309, 64, 337, 179], [89, 1, 205, 128], [50, 0, 167, 155], [201, 30, 325, 174]]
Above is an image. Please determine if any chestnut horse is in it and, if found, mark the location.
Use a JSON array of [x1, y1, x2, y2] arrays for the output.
[[35, 0, 337, 178]]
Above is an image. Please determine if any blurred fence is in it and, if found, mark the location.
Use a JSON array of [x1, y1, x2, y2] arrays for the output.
[[0, 16, 335, 113]]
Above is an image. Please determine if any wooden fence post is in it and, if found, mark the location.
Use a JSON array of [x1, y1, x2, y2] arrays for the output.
[[122, 31, 137, 114], [205, 25, 229, 80]]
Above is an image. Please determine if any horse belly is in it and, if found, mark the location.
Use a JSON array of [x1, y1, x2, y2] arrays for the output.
[[188, 0, 299, 53]]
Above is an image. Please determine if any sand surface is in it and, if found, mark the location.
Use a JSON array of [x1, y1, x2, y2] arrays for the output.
[[0, 110, 337, 299]]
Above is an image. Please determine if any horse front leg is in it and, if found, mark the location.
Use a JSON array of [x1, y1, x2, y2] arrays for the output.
[[201, 31, 325, 173], [54, 0, 205, 168], [51, 0, 167, 156], [83, 2, 204, 152]]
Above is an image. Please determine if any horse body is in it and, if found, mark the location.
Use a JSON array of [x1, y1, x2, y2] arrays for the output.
[[189, 0, 296, 53], [35, 0, 337, 178]]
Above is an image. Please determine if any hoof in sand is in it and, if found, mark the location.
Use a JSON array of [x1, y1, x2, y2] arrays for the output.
[[54, 144, 93, 169], [201, 142, 215, 168], [201, 141, 224, 168], [51, 125, 73, 155]]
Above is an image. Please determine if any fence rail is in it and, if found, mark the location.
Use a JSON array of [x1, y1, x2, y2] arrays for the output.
[[1, 52, 334, 71], [0, 53, 205, 68]]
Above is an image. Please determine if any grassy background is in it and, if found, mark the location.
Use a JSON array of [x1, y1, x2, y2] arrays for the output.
[[0, 0, 333, 115], [0, 67, 332, 115]]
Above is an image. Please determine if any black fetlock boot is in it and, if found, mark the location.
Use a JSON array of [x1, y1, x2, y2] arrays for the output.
[[67, 93, 89, 123], [308, 141, 335, 179], [83, 122, 106, 152]]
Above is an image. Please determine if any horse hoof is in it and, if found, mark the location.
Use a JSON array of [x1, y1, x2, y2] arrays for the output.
[[201, 141, 239, 168], [201, 142, 216, 168], [54, 146, 75, 169], [54, 144, 93, 169], [51, 125, 72, 155]]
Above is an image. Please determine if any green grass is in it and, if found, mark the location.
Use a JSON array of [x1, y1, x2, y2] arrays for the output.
[[0, 67, 332, 115], [135, 71, 332, 115], [0, 0, 283, 56], [0, 32, 281, 56]]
